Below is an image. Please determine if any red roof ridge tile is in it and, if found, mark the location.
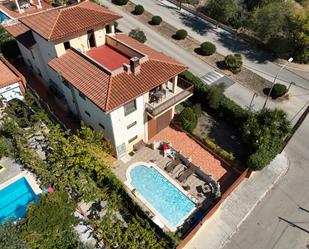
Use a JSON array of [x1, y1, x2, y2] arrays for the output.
[[105, 77, 113, 110]]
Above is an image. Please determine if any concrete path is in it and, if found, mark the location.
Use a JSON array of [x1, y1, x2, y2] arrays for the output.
[[130, 0, 309, 87], [185, 152, 290, 249]]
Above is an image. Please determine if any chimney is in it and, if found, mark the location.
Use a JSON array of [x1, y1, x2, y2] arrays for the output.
[[130, 57, 140, 75]]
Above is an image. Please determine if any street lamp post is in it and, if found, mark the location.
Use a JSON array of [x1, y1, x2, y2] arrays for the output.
[[262, 57, 293, 109]]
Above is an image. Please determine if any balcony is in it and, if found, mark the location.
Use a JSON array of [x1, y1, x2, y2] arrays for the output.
[[145, 78, 193, 117]]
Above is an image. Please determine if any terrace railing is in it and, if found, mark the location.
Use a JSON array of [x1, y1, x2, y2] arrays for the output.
[[146, 78, 193, 117]]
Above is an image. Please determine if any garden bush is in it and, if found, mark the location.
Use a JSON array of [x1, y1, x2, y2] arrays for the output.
[[175, 29, 188, 40], [179, 107, 197, 132], [151, 16, 162, 25], [112, 0, 128, 5], [204, 137, 218, 151], [200, 41, 216, 56], [129, 29, 147, 43], [271, 83, 287, 99], [192, 103, 202, 118], [133, 4, 144, 15], [224, 53, 242, 74]]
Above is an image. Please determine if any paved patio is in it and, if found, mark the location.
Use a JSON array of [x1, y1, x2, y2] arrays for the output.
[[149, 126, 239, 192]]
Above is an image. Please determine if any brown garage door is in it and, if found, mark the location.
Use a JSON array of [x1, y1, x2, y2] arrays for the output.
[[148, 109, 173, 140]]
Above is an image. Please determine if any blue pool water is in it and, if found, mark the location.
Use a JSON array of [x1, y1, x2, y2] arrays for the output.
[[0, 11, 10, 23], [0, 177, 39, 224], [130, 165, 195, 227]]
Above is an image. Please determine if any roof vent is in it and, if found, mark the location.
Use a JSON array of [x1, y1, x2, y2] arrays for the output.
[[130, 57, 140, 75], [123, 63, 130, 73]]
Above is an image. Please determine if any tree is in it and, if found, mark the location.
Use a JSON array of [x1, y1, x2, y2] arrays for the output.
[[206, 85, 224, 109], [0, 221, 30, 249], [129, 29, 147, 43], [203, 0, 241, 24], [175, 29, 188, 40], [179, 107, 198, 132], [132, 4, 144, 15], [200, 41, 216, 55], [242, 108, 291, 151], [21, 191, 79, 249], [151, 16, 162, 25], [249, 0, 292, 43]]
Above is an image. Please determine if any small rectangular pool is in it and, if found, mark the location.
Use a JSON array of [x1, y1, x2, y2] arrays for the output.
[[127, 163, 195, 231], [0, 10, 10, 23], [0, 177, 39, 224]]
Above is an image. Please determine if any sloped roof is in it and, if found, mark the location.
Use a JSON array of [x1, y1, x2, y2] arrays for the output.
[[0, 56, 22, 88], [19, 1, 121, 41], [48, 35, 187, 112], [5, 23, 36, 49]]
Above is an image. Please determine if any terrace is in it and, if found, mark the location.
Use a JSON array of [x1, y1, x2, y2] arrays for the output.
[[146, 78, 193, 117]]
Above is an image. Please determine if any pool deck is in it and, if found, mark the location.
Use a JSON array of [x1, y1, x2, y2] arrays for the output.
[[0, 157, 42, 195]]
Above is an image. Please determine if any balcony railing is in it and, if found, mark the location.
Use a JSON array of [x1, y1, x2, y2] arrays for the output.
[[146, 78, 193, 117]]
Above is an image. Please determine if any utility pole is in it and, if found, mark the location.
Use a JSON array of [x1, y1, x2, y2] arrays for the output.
[[281, 104, 309, 152]]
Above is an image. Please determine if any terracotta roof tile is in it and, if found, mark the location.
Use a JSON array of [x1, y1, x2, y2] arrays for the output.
[[48, 35, 187, 112], [4, 23, 30, 37], [5, 23, 36, 49], [19, 1, 121, 41], [0, 56, 22, 88]]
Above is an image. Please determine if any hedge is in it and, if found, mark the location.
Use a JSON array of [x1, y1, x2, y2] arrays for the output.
[[175, 29, 188, 40], [133, 4, 144, 15], [151, 16, 162, 25]]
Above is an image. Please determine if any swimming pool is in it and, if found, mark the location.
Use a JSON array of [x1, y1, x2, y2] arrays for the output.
[[0, 11, 10, 23], [0, 177, 39, 224], [127, 163, 195, 231]]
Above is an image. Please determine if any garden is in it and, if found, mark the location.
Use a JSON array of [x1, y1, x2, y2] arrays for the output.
[[0, 91, 177, 249], [177, 71, 291, 171]]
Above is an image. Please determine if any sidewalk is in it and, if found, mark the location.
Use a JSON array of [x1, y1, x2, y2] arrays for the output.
[[184, 152, 289, 249]]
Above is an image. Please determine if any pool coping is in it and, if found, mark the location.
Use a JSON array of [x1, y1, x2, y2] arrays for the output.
[[0, 171, 42, 195], [0, 9, 13, 23], [125, 161, 196, 232]]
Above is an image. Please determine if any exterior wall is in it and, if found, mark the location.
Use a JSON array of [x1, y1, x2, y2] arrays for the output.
[[0, 82, 24, 103], [110, 95, 146, 157]]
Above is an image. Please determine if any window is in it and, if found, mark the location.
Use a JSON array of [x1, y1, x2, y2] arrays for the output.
[[124, 100, 136, 116], [128, 135, 138, 144], [99, 123, 105, 130], [106, 25, 111, 34], [62, 79, 69, 88], [127, 121, 137, 129], [85, 111, 91, 117], [79, 91, 86, 100], [64, 41, 71, 50], [87, 30, 96, 48]]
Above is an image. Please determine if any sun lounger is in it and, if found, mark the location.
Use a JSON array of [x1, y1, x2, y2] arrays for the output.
[[177, 164, 195, 183], [165, 158, 181, 173]]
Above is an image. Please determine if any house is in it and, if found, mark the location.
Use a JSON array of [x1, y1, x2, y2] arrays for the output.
[[0, 55, 26, 104], [4, 1, 193, 157]]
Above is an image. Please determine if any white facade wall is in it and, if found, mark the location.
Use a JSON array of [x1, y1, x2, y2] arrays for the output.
[[110, 95, 145, 157]]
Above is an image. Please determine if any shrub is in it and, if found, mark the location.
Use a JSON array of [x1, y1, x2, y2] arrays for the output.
[[112, 0, 129, 5], [271, 83, 287, 99], [192, 103, 202, 118], [151, 16, 162, 25], [175, 29, 188, 40], [179, 107, 197, 132], [204, 137, 218, 151], [200, 42, 216, 56], [129, 29, 147, 43], [224, 53, 242, 74], [133, 4, 144, 15], [219, 150, 235, 161]]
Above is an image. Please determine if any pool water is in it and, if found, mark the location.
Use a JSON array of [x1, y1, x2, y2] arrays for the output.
[[130, 165, 195, 227], [0, 11, 10, 23], [0, 177, 39, 224]]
